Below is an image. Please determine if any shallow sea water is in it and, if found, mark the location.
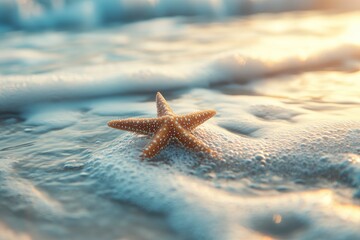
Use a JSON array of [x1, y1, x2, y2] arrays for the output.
[[1, 6, 360, 240]]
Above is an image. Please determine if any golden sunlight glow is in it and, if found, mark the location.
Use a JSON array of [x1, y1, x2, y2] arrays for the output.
[[347, 154, 360, 164], [261, 237, 274, 240], [333, 202, 360, 222], [272, 214, 282, 224], [312, 0, 360, 9], [0, 223, 31, 240], [343, 23, 360, 44], [321, 192, 333, 205], [147, 0, 158, 6], [210, 0, 222, 10]]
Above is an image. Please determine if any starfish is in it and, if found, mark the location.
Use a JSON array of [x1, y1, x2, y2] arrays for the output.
[[108, 92, 217, 159]]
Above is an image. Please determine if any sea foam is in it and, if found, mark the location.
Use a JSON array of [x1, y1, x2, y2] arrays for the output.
[[88, 124, 360, 239], [87, 89, 360, 240]]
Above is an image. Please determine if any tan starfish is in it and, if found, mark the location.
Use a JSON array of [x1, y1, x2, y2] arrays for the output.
[[108, 92, 217, 159]]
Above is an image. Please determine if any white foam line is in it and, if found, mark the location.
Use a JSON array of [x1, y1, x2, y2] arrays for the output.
[[1, 44, 359, 112]]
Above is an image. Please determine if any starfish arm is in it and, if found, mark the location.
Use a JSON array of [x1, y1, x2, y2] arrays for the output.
[[156, 92, 174, 117], [177, 110, 216, 131], [174, 126, 217, 157], [107, 118, 162, 135], [141, 125, 171, 159]]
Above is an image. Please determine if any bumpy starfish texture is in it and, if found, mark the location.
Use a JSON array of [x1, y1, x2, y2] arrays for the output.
[[108, 92, 217, 159]]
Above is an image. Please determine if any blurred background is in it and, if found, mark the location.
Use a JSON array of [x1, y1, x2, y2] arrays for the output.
[[1, 0, 360, 108], [1, 0, 360, 31]]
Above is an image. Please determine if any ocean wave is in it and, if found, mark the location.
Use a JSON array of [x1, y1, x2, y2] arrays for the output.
[[1, 44, 359, 113], [1, 0, 360, 31]]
